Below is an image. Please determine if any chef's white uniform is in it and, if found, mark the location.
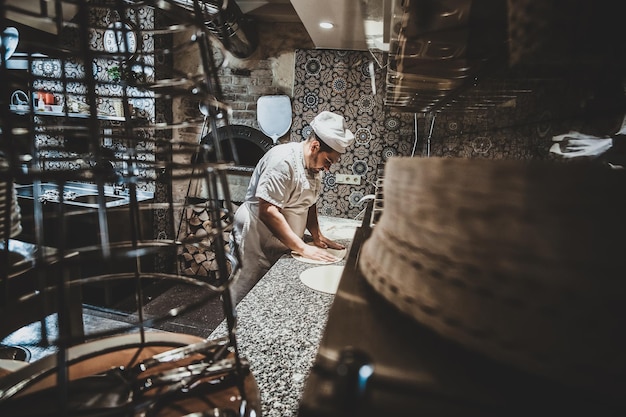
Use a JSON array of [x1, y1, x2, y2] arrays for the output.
[[230, 142, 321, 297]]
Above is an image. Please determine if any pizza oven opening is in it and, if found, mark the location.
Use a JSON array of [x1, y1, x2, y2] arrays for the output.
[[203, 125, 275, 203]]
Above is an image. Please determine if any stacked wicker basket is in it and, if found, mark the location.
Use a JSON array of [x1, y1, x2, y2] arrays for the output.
[[360, 156, 626, 399]]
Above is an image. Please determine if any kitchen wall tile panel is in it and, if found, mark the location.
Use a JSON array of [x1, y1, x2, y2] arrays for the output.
[[28, 6, 156, 187], [292, 49, 416, 220]]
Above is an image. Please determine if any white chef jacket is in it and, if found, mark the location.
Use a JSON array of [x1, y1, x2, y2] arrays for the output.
[[231, 141, 322, 292]]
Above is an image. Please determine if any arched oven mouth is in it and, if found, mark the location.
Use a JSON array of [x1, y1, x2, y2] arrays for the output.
[[201, 124, 274, 167], [201, 125, 275, 203]]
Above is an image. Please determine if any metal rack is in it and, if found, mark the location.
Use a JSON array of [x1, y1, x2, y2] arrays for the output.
[[0, 0, 258, 415], [383, 0, 512, 114]]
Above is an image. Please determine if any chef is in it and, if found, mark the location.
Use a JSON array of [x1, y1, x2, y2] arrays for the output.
[[230, 111, 355, 296]]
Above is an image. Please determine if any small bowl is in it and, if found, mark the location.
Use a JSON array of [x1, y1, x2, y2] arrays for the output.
[[0, 345, 31, 362], [10, 104, 29, 112]]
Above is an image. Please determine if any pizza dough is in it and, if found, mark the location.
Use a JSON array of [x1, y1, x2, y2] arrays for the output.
[[299, 265, 344, 294], [291, 242, 346, 264]]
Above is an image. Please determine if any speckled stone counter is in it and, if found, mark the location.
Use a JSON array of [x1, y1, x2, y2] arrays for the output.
[[210, 216, 361, 417]]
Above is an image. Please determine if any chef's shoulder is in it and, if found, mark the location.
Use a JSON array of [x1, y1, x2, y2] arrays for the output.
[[262, 142, 300, 166], [256, 142, 298, 175]]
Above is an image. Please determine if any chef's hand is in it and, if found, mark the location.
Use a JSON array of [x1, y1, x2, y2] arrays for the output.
[[312, 234, 345, 251], [297, 243, 340, 263]]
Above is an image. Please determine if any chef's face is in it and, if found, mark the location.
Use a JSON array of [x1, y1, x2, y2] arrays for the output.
[[310, 149, 341, 173]]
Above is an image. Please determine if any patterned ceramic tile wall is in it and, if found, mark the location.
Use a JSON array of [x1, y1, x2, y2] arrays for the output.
[[290, 49, 626, 220], [291, 49, 416, 220], [28, 5, 156, 189], [424, 78, 625, 161]]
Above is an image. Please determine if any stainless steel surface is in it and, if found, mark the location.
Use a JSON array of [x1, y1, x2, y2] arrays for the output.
[[14, 182, 153, 208]]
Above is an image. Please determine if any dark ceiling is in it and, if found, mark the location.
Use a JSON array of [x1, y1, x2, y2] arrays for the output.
[[237, 0, 626, 115]]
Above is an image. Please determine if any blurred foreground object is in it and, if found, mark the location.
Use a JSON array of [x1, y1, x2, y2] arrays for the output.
[[360, 157, 626, 402]]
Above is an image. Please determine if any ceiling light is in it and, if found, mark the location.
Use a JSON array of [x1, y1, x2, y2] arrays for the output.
[[319, 22, 334, 29]]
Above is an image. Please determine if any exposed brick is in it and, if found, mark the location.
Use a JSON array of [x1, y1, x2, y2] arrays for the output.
[[235, 94, 256, 102], [253, 60, 273, 70], [229, 102, 247, 110], [231, 68, 251, 76], [256, 77, 274, 87], [250, 69, 273, 78], [232, 111, 256, 120], [229, 118, 253, 126], [247, 85, 279, 95], [221, 93, 237, 102], [218, 75, 232, 85], [232, 77, 252, 86], [222, 85, 247, 94]]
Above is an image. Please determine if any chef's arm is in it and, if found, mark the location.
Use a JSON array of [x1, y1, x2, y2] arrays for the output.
[[258, 199, 338, 262], [306, 205, 323, 242], [307, 204, 345, 250]]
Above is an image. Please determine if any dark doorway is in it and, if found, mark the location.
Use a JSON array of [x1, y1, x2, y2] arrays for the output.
[[204, 125, 275, 167]]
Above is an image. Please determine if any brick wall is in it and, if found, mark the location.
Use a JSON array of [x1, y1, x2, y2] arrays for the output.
[[218, 61, 284, 129], [171, 21, 313, 229], [173, 21, 312, 144]]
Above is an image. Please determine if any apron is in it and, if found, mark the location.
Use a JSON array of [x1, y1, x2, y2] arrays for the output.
[[230, 143, 320, 302]]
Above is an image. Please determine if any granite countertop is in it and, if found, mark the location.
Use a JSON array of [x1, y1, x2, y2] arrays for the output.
[[210, 216, 362, 417], [1, 216, 362, 414]]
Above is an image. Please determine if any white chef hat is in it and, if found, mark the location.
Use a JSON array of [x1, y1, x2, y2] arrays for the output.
[[310, 111, 355, 153]]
